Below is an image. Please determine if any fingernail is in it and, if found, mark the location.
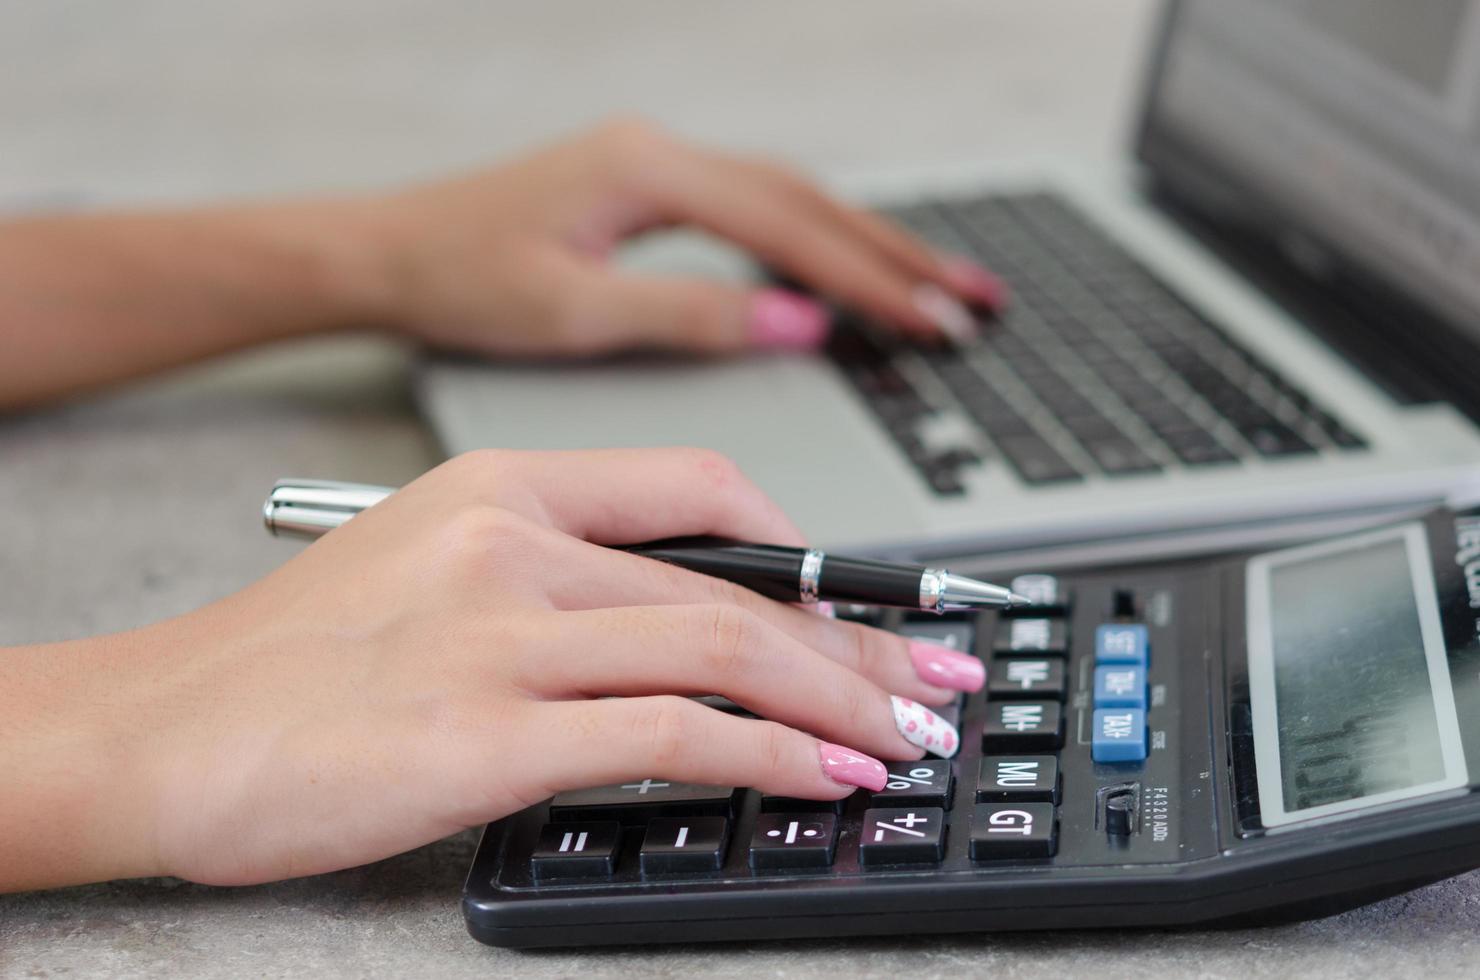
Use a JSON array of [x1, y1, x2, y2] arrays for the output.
[[908, 640, 985, 692], [813, 601, 837, 619], [890, 695, 960, 758], [942, 257, 1009, 309], [818, 741, 888, 791], [912, 283, 978, 343], [748, 289, 831, 350]]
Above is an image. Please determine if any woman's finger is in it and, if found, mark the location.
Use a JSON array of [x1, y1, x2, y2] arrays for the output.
[[545, 253, 831, 354], [527, 696, 898, 803], [430, 447, 807, 548], [520, 533, 979, 705], [520, 604, 961, 760], [736, 157, 1008, 313], [632, 143, 966, 340]]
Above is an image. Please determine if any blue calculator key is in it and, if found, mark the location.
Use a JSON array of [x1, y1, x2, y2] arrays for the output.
[[1092, 708, 1148, 763], [1095, 623, 1149, 666], [1093, 665, 1147, 709]]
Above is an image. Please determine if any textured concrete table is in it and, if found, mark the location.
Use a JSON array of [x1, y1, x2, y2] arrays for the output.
[[4, 2, 1478, 976]]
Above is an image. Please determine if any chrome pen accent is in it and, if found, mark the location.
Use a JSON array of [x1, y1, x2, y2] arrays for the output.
[[263, 479, 391, 537], [798, 549, 825, 604]]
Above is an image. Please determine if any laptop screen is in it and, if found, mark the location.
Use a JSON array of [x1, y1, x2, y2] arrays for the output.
[[1140, 0, 1480, 332]]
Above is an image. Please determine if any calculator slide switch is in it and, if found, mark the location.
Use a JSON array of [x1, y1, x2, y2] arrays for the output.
[[1096, 783, 1141, 837], [1105, 794, 1135, 837]]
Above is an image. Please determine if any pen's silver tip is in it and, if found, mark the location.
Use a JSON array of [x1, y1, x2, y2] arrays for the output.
[[1007, 592, 1034, 608], [933, 571, 1023, 612]]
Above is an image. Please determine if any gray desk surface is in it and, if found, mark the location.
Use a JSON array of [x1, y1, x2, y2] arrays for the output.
[[3, 2, 1477, 976]]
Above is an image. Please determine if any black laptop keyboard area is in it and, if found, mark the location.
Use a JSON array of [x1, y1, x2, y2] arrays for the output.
[[828, 192, 1369, 495]]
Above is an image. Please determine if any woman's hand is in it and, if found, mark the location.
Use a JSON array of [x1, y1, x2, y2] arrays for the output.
[[0, 449, 981, 890], [0, 118, 1002, 408], [360, 119, 1005, 356]]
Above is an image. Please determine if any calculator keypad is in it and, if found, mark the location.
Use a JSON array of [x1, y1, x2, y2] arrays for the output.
[[504, 571, 1186, 890]]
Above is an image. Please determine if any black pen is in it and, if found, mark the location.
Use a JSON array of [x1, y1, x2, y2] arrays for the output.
[[262, 479, 1030, 614]]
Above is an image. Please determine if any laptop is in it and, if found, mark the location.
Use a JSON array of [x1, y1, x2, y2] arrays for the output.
[[418, 0, 1480, 568]]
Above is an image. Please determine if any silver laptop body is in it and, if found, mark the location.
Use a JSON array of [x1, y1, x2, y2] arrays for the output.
[[418, 1, 1480, 568]]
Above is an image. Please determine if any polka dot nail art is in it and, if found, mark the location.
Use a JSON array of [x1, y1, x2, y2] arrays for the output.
[[890, 695, 960, 758]]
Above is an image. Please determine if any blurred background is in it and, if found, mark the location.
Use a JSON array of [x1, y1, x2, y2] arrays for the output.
[[0, 1, 1157, 208], [0, 0, 1161, 642]]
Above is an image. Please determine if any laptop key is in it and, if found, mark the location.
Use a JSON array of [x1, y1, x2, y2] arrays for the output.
[[1163, 433, 1239, 466], [1079, 435, 1162, 475], [994, 435, 1083, 485], [1241, 422, 1316, 457]]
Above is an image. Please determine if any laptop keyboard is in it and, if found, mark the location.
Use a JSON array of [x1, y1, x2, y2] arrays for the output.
[[829, 192, 1368, 495]]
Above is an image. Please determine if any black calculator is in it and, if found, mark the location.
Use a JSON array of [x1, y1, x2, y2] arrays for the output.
[[462, 503, 1480, 948]]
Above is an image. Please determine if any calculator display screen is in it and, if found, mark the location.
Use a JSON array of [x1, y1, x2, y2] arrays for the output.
[[1246, 522, 1467, 828]]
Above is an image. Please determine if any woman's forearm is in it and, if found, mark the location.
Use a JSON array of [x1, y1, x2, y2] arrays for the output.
[[0, 628, 172, 891], [0, 201, 391, 409]]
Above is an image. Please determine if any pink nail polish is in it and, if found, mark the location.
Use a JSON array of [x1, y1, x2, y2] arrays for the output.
[[748, 289, 830, 350], [943, 257, 1009, 309], [908, 640, 985, 693], [818, 742, 888, 791]]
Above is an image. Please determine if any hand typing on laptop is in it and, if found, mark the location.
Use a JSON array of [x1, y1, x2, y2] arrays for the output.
[[0, 118, 1002, 410]]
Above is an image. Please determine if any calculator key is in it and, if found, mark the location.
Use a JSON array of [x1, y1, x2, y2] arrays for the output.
[[902, 621, 975, 655], [1005, 574, 1069, 615], [993, 618, 1068, 656], [1094, 623, 1149, 666], [759, 793, 845, 813], [639, 817, 729, 874], [835, 603, 881, 624], [748, 813, 838, 870], [859, 807, 947, 865], [987, 658, 1067, 700], [981, 700, 1064, 752], [969, 803, 1058, 860], [530, 822, 621, 879], [1093, 665, 1147, 709], [549, 780, 738, 823], [936, 694, 964, 729], [1092, 708, 1148, 763], [871, 760, 953, 807], [976, 756, 1060, 803]]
